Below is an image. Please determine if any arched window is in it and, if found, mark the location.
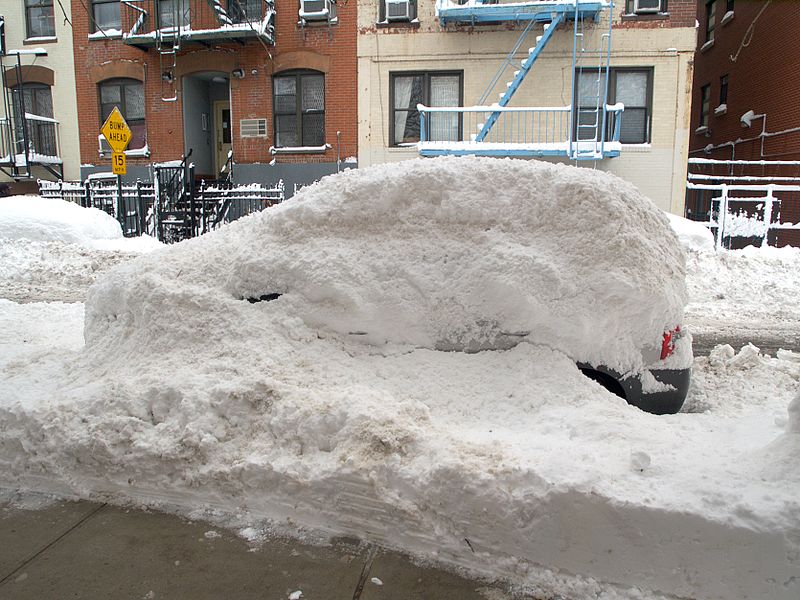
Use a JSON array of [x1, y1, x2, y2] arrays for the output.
[[98, 78, 146, 150], [12, 83, 56, 157], [272, 70, 325, 148]]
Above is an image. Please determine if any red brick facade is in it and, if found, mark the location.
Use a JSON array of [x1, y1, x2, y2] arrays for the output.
[[72, 0, 357, 175], [689, 1, 800, 246]]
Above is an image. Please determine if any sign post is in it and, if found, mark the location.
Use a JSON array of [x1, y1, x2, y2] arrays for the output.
[[100, 107, 132, 230]]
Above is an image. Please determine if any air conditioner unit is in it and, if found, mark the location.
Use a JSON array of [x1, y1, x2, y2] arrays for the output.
[[386, 0, 410, 21], [299, 0, 330, 20], [633, 0, 662, 14]]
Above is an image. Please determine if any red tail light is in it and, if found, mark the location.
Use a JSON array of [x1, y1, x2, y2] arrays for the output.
[[661, 326, 681, 360]]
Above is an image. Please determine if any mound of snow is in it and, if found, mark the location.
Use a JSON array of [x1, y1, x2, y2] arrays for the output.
[[4, 159, 798, 600], [86, 157, 687, 374], [0, 195, 123, 244], [666, 213, 715, 253]]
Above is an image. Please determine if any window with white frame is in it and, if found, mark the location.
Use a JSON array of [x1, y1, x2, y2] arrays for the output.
[[273, 70, 325, 148], [575, 68, 653, 144], [390, 71, 462, 145]]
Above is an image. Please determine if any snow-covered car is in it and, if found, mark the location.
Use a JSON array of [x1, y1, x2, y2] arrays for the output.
[[86, 156, 692, 414]]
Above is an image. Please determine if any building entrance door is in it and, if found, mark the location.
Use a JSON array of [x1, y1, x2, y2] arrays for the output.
[[214, 101, 232, 176]]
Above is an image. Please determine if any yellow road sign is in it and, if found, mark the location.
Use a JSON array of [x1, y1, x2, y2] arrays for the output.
[[112, 152, 127, 175], [101, 107, 132, 153]]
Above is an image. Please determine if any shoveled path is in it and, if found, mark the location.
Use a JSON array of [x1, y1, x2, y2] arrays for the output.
[[0, 492, 522, 600]]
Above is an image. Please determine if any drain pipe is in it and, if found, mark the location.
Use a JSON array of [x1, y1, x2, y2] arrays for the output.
[[336, 130, 341, 173]]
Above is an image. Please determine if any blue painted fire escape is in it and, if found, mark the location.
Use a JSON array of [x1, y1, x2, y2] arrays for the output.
[[418, 0, 622, 160]]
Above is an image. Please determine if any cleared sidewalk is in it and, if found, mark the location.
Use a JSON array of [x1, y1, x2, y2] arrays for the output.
[[0, 493, 518, 600]]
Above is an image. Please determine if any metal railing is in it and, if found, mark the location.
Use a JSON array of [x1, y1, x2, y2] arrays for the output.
[[417, 104, 623, 157], [686, 158, 800, 248], [39, 175, 285, 242], [0, 115, 61, 166]]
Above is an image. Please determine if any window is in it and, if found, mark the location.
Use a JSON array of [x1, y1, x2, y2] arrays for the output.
[[99, 78, 146, 150], [719, 75, 728, 105], [699, 84, 711, 128], [625, 0, 666, 14], [390, 71, 462, 145], [91, 0, 121, 32], [11, 84, 56, 156], [273, 71, 325, 148], [228, 0, 261, 23], [379, 0, 417, 22], [575, 68, 652, 144], [157, 0, 190, 28], [705, 0, 716, 42], [25, 0, 55, 38]]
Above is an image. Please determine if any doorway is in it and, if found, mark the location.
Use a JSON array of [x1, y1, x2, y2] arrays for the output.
[[181, 72, 230, 179], [214, 100, 232, 176]]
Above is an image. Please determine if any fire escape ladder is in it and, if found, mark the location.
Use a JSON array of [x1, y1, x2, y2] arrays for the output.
[[569, 2, 614, 160], [474, 11, 565, 142], [156, 0, 185, 102]]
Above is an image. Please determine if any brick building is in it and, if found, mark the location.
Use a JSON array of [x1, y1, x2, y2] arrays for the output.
[[688, 0, 800, 245], [73, 0, 357, 192], [357, 0, 698, 214]]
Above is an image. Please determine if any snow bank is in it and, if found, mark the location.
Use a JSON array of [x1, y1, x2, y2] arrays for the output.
[[684, 243, 800, 342], [1, 159, 798, 600], [0, 195, 122, 244], [666, 212, 715, 253]]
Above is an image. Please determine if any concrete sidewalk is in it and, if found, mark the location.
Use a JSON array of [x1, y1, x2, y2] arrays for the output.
[[0, 493, 521, 600]]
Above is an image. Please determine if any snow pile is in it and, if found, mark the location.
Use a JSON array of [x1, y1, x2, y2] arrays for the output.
[[1, 159, 798, 600], [0, 195, 162, 302], [87, 157, 688, 374], [666, 212, 715, 253], [0, 195, 123, 244], [684, 244, 800, 345]]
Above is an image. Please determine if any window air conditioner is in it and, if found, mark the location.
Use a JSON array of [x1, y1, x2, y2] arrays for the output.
[[633, 0, 662, 14], [386, 0, 410, 21], [299, 0, 329, 20]]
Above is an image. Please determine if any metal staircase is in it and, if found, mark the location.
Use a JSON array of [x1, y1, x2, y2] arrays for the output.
[[419, 0, 622, 161]]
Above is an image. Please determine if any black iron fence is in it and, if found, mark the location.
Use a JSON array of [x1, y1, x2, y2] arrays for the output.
[[39, 175, 284, 243]]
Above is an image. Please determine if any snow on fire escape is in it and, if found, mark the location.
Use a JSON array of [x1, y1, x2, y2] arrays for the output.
[[121, 0, 276, 99], [418, 0, 623, 161]]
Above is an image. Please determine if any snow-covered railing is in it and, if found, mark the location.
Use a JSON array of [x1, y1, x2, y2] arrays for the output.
[[686, 182, 800, 250], [121, 0, 275, 44], [197, 179, 284, 233], [0, 114, 61, 166], [686, 159, 800, 248], [435, 0, 607, 26], [416, 103, 623, 159]]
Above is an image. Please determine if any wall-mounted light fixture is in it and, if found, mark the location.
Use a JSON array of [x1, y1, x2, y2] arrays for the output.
[[232, 68, 245, 79], [162, 70, 174, 83]]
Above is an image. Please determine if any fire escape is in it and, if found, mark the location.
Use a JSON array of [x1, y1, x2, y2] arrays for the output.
[[0, 44, 64, 181], [418, 0, 623, 161], [120, 0, 276, 100]]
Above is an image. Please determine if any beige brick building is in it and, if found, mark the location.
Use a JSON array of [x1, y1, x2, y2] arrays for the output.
[[357, 0, 697, 214], [1, 0, 81, 188]]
